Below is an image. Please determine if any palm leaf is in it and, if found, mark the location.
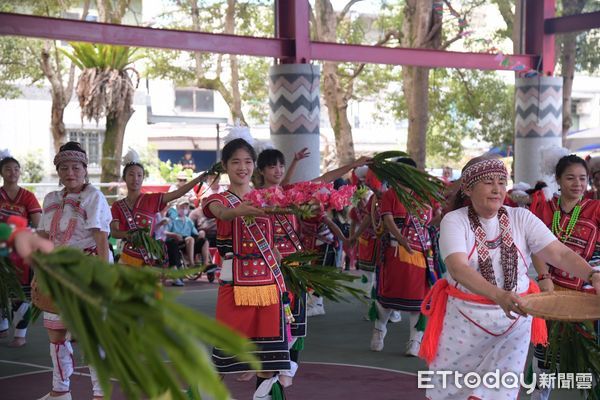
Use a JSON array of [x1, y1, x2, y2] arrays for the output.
[[59, 47, 85, 69], [0, 256, 24, 323], [128, 228, 166, 263], [97, 43, 108, 69], [64, 43, 144, 71], [31, 248, 258, 400], [74, 42, 100, 67], [70, 43, 96, 68], [546, 321, 600, 398], [281, 252, 366, 302], [369, 151, 445, 213], [112, 46, 128, 70]]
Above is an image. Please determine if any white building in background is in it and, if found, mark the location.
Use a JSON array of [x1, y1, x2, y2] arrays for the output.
[[0, 72, 408, 183], [570, 76, 600, 133], [1, 0, 599, 188]]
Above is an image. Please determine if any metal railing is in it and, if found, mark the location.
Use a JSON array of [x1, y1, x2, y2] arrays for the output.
[[20, 182, 125, 202]]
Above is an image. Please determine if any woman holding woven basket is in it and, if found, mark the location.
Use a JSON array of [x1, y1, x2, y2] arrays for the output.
[[420, 156, 600, 400], [528, 154, 600, 400], [35, 142, 112, 400]]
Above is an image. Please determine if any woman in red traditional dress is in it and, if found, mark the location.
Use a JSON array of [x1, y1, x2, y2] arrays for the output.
[[348, 169, 400, 321], [529, 154, 600, 400], [254, 148, 311, 386], [110, 149, 207, 267], [0, 151, 42, 347], [203, 137, 292, 398], [284, 150, 370, 316], [370, 157, 442, 357]]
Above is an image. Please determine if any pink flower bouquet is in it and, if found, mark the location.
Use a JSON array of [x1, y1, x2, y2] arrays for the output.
[[244, 183, 356, 218]]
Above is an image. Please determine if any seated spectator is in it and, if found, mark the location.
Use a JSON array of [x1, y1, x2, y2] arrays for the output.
[[165, 199, 209, 286], [168, 171, 198, 207], [180, 151, 196, 172], [154, 206, 170, 243], [189, 203, 217, 248]]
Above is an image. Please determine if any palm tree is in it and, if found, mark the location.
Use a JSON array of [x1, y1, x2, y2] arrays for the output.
[[62, 42, 141, 191]]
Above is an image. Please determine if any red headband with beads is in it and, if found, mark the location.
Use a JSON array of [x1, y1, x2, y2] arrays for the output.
[[461, 159, 507, 191]]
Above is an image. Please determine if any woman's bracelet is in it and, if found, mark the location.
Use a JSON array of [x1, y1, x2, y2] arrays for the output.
[[536, 273, 551, 282]]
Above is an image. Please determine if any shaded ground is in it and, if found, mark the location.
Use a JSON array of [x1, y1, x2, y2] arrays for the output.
[[0, 274, 576, 399]]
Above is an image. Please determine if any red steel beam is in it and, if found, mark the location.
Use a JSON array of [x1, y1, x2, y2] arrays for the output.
[[545, 11, 600, 34], [525, 0, 556, 75], [311, 42, 537, 71], [0, 12, 536, 71], [275, 0, 311, 63], [0, 12, 291, 58]]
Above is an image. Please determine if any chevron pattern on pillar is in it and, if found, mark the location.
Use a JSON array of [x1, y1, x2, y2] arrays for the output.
[[269, 71, 320, 135], [515, 81, 562, 138]]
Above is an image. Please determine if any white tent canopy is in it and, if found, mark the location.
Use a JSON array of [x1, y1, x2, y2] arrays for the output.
[[565, 127, 600, 152]]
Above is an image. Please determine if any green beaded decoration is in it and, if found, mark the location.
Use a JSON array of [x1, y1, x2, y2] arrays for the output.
[[551, 198, 582, 241]]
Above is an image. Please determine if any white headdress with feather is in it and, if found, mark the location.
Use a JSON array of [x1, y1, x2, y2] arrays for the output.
[[539, 145, 570, 177], [539, 145, 571, 199], [254, 139, 274, 156], [122, 147, 141, 166], [0, 149, 12, 161], [223, 122, 274, 156], [512, 181, 531, 192], [223, 122, 254, 147]]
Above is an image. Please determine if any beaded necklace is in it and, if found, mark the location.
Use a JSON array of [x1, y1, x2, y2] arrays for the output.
[[371, 197, 385, 237], [551, 197, 582, 242]]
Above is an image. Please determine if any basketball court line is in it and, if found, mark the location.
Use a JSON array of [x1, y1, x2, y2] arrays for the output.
[[299, 361, 418, 376]]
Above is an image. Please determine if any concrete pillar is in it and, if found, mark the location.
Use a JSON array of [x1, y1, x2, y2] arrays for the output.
[[269, 64, 320, 183], [514, 76, 563, 185]]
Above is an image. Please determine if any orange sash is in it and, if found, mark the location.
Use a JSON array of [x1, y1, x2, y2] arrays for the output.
[[418, 278, 548, 365]]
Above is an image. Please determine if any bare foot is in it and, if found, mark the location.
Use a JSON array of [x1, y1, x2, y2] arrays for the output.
[[9, 337, 26, 347], [0, 330, 8, 338], [236, 371, 255, 382]]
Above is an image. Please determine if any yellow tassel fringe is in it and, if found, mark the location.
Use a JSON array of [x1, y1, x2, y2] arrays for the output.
[[119, 252, 145, 267], [234, 284, 280, 306]]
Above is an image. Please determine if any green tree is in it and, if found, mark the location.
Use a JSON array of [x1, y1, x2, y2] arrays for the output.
[[20, 150, 45, 183], [558, 0, 600, 139], [312, 0, 399, 166], [145, 1, 274, 126], [63, 41, 140, 189], [0, 0, 91, 153], [0, 35, 43, 99]]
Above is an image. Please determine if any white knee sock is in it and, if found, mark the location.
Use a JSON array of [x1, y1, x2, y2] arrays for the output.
[[374, 303, 393, 332], [89, 366, 104, 397], [408, 312, 424, 342], [50, 341, 74, 393], [13, 302, 29, 338], [531, 356, 552, 400]]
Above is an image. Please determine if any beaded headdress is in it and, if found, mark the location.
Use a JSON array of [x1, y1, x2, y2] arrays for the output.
[[53, 150, 88, 167], [461, 158, 507, 191]]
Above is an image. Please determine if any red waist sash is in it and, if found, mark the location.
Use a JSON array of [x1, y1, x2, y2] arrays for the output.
[[418, 278, 548, 365]]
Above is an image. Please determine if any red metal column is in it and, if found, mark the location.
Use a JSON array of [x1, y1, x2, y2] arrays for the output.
[[525, 0, 556, 75], [275, 0, 310, 64]]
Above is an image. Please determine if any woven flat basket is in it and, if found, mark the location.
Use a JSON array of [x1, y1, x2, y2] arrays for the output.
[[31, 276, 57, 314], [520, 291, 600, 321]]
